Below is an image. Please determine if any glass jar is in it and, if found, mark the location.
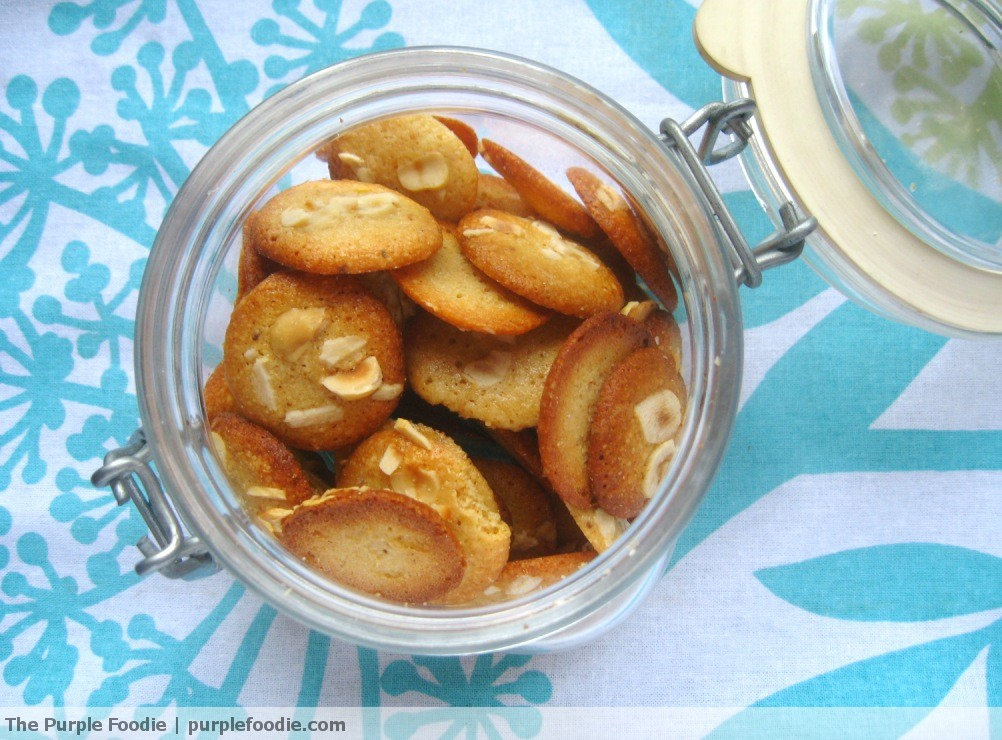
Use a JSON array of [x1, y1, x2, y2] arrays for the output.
[[111, 47, 755, 655]]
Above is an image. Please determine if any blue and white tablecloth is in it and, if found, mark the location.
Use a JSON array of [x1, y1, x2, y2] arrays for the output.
[[1, 1, 1000, 737]]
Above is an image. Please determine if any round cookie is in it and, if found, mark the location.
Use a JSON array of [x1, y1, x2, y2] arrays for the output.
[[223, 271, 405, 450], [567, 167, 679, 311], [473, 458, 557, 559], [251, 180, 442, 275], [478, 138, 599, 238], [392, 223, 551, 335], [406, 310, 579, 431], [323, 114, 479, 222], [236, 211, 279, 301], [474, 173, 535, 217], [204, 364, 239, 420], [538, 311, 651, 509], [458, 210, 624, 318], [482, 427, 589, 552], [469, 551, 596, 606], [280, 487, 466, 604], [337, 419, 510, 604], [209, 412, 316, 522], [587, 347, 687, 518], [434, 115, 478, 157]]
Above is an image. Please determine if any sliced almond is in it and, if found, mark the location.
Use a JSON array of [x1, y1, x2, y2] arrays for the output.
[[477, 215, 523, 235], [389, 466, 440, 497], [280, 207, 311, 228], [271, 307, 328, 362], [284, 404, 344, 428], [371, 382, 403, 401], [593, 506, 630, 544], [245, 485, 288, 501], [321, 356, 382, 400], [633, 389, 682, 445], [251, 357, 277, 410], [209, 431, 228, 466], [596, 183, 626, 211], [505, 574, 544, 597], [643, 439, 677, 499], [337, 151, 365, 168], [621, 300, 657, 322], [461, 350, 512, 388], [397, 152, 450, 191], [354, 192, 398, 216], [259, 506, 293, 524], [462, 227, 495, 238], [379, 445, 402, 476], [393, 419, 433, 450], [319, 335, 367, 369]]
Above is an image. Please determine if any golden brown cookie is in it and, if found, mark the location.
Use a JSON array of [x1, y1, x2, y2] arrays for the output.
[[236, 211, 279, 301], [434, 115, 478, 157], [458, 210, 623, 318], [280, 487, 466, 604], [357, 271, 417, 329], [337, 419, 510, 604], [567, 167, 679, 311], [251, 180, 442, 275], [473, 458, 557, 559], [323, 114, 479, 222], [587, 347, 686, 518], [406, 310, 578, 431], [478, 139, 599, 238], [392, 223, 551, 336], [473, 173, 535, 217], [223, 271, 405, 450], [209, 412, 316, 522], [469, 551, 596, 605], [537, 311, 651, 509], [644, 305, 684, 371], [204, 365, 239, 420], [481, 427, 589, 552]]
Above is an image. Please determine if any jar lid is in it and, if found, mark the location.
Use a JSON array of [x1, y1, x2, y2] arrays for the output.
[[695, 0, 1002, 336]]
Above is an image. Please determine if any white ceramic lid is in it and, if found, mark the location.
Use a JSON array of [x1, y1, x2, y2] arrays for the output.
[[695, 0, 1002, 336]]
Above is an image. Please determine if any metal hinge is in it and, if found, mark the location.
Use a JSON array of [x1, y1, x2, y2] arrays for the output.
[[92, 429, 215, 579], [660, 99, 817, 288]]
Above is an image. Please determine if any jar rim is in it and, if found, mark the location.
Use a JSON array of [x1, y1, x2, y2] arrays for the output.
[[135, 46, 743, 653]]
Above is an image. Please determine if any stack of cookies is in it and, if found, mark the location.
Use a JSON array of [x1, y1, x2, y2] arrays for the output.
[[204, 113, 687, 605]]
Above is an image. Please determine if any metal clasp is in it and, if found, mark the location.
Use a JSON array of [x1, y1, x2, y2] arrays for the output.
[[92, 429, 214, 579], [660, 99, 816, 288]]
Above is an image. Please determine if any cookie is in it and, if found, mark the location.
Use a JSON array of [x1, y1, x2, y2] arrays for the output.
[[434, 115, 478, 157], [473, 458, 557, 559], [357, 271, 417, 329], [392, 223, 551, 335], [209, 412, 316, 522], [236, 211, 279, 301], [478, 139, 599, 238], [406, 310, 578, 431], [323, 114, 479, 222], [204, 364, 239, 420], [567, 167, 679, 311], [587, 347, 686, 518], [537, 311, 650, 509], [280, 487, 466, 604], [458, 210, 623, 318], [470, 551, 596, 605], [223, 271, 405, 450], [251, 180, 442, 275], [474, 173, 535, 217], [337, 419, 510, 604], [482, 427, 589, 552]]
